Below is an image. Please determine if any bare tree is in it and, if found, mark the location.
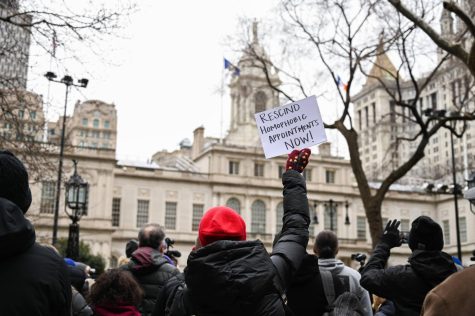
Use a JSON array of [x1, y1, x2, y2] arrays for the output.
[[387, 0, 475, 78], [0, 0, 135, 180], [244, 0, 475, 246]]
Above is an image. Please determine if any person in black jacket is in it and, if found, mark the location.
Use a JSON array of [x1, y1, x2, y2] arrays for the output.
[[153, 148, 311, 316], [0, 150, 72, 315], [360, 216, 457, 316], [123, 223, 180, 316]]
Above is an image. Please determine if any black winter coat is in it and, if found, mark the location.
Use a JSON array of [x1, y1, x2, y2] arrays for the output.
[[125, 246, 180, 316], [286, 254, 328, 316], [154, 169, 310, 316], [360, 243, 457, 316], [0, 197, 72, 316]]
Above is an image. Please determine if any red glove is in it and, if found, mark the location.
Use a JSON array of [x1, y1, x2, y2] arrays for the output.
[[286, 148, 311, 173]]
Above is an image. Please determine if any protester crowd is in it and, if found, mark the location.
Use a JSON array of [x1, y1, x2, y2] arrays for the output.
[[1, 148, 474, 316]]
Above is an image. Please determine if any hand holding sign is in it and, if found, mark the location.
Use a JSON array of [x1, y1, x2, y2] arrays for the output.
[[255, 96, 327, 158], [286, 148, 311, 173]]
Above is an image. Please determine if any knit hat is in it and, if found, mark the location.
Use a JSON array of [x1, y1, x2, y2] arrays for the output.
[[125, 239, 139, 258], [198, 206, 246, 246], [408, 216, 444, 251], [0, 150, 32, 213]]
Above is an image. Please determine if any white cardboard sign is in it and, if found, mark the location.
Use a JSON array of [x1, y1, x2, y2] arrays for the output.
[[255, 95, 327, 159]]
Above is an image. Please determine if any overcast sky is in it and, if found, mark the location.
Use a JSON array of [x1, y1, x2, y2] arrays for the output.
[[27, 0, 298, 161]]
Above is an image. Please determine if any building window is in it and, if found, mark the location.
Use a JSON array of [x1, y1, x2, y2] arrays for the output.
[[278, 165, 285, 178], [229, 161, 239, 175], [276, 202, 284, 233], [40, 181, 56, 214], [30, 111, 36, 120], [103, 131, 111, 139], [389, 101, 396, 123], [372, 102, 376, 123], [165, 202, 177, 230], [104, 120, 110, 129], [303, 168, 312, 181], [459, 217, 467, 243], [364, 106, 369, 127], [111, 198, 121, 227], [136, 200, 149, 228], [357, 216, 366, 239], [443, 220, 450, 245], [308, 203, 315, 237], [325, 170, 335, 184], [324, 203, 338, 234], [93, 119, 99, 128], [358, 110, 361, 130], [226, 198, 241, 214], [254, 91, 267, 113], [192, 204, 204, 231], [82, 118, 88, 126], [18, 110, 24, 119], [251, 200, 266, 234], [431, 92, 437, 109], [400, 219, 410, 232], [254, 163, 264, 177]]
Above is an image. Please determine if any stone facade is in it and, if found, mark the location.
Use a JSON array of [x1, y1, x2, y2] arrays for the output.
[[0, 0, 30, 89], [47, 100, 117, 151], [0, 90, 44, 143], [352, 5, 475, 185]]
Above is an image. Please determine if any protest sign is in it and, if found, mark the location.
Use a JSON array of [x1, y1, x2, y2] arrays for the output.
[[255, 95, 327, 159]]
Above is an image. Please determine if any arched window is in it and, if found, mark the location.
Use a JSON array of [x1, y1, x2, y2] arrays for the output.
[[251, 200, 266, 233], [275, 202, 284, 233], [254, 91, 267, 113], [226, 198, 241, 214]]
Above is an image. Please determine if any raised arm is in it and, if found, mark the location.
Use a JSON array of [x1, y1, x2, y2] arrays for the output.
[[271, 149, 311, 290]]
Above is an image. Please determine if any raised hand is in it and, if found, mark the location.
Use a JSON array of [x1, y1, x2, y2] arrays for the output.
[[381, 219, 402, 248], [285, 148, 311, 173]]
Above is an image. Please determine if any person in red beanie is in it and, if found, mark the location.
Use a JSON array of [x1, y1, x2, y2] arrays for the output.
[[153, 148, 311, 316]]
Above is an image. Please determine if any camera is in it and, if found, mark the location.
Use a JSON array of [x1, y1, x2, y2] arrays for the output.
[[471, 249, 475, 262], [351, 253, 367, 263], [400, 231, 409, 244], [164, 237, 181, 261], [165, 237, 175, 248], [464, 172, 475, 208]]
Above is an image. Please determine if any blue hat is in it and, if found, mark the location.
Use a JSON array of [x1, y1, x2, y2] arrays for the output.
[[64, 258, 76, 266]]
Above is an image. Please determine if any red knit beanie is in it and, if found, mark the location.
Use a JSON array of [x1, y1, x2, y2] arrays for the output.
[[198, 206, 246, 246]]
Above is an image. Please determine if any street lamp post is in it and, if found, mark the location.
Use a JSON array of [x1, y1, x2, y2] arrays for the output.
[[315, 199, 350, 231], [423, 108, 462, 262], [45, 72, 88, 245], [65, 160, 89, 260], [450, 130, 462, 262]]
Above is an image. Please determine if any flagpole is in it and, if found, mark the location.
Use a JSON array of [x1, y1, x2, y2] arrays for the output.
[[335, 83, 340, 156], [44, 33, 56, 142], [220, 62, 225, 142]]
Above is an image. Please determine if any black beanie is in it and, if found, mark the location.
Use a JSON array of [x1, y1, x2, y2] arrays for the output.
[[408, 216, 444, 251], [0, 150, 32, 213], [125, 239, 139, 258]]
